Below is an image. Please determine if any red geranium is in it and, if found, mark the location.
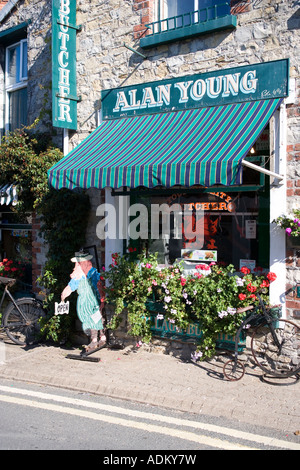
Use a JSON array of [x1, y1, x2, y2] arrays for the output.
[[247, 283, 257, 293], [0, 258, 24, 279], [267, 272, 277, 282], [240, 266, 251, 275]]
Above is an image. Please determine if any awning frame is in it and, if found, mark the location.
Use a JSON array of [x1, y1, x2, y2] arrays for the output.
[[242, 159, 283, 181]]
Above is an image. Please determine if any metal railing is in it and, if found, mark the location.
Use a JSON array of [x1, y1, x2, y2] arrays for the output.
[[145, 2, 231, 36]]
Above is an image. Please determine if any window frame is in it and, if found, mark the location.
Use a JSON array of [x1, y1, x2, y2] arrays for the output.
[[4, 38, 28, 133]]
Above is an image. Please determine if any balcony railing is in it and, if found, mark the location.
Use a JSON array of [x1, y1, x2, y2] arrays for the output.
[[140, 2, 236, 48]]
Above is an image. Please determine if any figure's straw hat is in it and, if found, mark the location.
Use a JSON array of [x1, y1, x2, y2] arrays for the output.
[[71, 251, 93, 262]]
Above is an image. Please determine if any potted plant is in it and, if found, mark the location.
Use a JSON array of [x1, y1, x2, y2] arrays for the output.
[[104, 250, 278, 360], [184, 264, 278, 360], [273, 208, 300, 239], [104, 250, 161, 342]]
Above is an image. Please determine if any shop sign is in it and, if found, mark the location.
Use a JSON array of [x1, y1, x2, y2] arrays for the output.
[[101, 59, 288, 120], [167, 191, 236, 212], [11, 229, 29, 238], [52, 0, 79, 130], [55, 300, 70, 315]]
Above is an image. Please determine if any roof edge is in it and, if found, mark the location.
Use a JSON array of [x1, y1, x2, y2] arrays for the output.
[[0, 0, 19, 24]]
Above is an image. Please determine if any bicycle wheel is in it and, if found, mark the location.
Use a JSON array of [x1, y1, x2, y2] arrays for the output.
[[3, 298, 46, 346], [251, 319, 300, 378], [223, 359, 245, 381]]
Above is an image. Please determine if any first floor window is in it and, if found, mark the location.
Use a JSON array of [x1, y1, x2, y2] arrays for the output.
[[155, 0, 230, 31], [8, 87, 27, 132], [5, 39, 28, 132]]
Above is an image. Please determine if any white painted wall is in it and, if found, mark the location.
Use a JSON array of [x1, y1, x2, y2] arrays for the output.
[[269, 103, 287, 316]]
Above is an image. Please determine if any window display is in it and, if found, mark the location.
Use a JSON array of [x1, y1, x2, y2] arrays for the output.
[[135, 189, 266, 271]]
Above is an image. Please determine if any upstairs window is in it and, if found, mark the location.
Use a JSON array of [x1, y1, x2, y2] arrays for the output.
[[140, 0, 236, 48], [5, 39, 28, 132], [159, 0, 198, 30]]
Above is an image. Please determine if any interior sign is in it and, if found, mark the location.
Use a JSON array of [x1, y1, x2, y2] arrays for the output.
[[52, 0, 79, 130]]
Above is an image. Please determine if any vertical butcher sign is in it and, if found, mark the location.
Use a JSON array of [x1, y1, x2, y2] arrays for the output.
[[52, 0, 80, 130]]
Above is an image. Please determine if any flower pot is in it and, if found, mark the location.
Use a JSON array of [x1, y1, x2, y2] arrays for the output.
[[287, 235, 300, 248]]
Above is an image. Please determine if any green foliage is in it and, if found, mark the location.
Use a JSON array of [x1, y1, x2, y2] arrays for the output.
[[37, 189, 90, 343], [39, 188, 90, 279], [104, 251, 160, 342], [104, 251, 277, 360], [273, 208, 300, 238], [0, 125, 63, 213], [37, 268, 74, 343]]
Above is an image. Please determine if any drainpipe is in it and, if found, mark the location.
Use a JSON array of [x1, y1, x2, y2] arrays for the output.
[[63, 128, 69, 156]]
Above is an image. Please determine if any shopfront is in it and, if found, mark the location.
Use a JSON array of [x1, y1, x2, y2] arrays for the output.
[[0, 183, 32, 286], [48, 58, 289, 313]]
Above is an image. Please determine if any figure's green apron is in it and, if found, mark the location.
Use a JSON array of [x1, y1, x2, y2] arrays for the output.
[[76, 276, 103, 331]]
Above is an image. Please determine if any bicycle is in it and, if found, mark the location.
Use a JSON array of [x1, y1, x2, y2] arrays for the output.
[[0, 276, 46, 346], [223, 294, 300, 381]]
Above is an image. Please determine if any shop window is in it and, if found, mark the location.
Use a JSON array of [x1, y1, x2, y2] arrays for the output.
[[5, 39, 28, 132], [140, 0, 236, 48], [0, 209, 32, 285], [135, 191, 260, 267]]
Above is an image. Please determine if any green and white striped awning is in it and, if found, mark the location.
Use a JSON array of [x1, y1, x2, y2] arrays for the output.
[[0, 183, 18, 206], [48, 98, 282, 190]]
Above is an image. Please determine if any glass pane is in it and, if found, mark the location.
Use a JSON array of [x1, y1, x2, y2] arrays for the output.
[[164, 0, 197, 28], [138, 190, 261, 269], [175, 0, 195, 16], [8, 87, 27, 132], [198, 0, 231, 21], [7, 44, 21, 86]]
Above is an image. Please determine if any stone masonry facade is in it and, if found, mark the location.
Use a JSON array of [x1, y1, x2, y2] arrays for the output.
[[0, 1, 298, 317]]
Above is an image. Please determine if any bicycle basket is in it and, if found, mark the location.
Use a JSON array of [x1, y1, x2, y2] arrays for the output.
[[247, 305, 282, 327]]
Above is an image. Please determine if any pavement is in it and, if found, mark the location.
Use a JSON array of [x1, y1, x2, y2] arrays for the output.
[[0, 332, 299, 436]]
